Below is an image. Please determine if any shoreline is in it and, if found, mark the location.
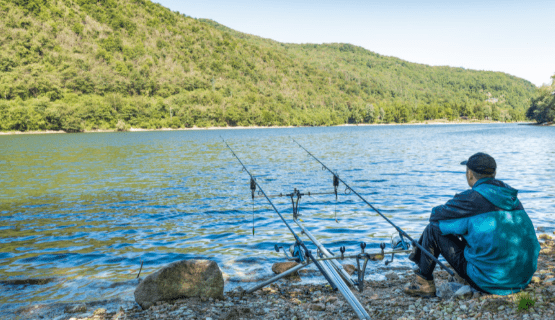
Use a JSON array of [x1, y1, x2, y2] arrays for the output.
[[0, 121, 537, 136], [12, 233, 555, 320]]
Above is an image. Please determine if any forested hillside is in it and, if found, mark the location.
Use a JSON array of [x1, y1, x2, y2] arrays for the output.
[[0, 0, 538, 132]]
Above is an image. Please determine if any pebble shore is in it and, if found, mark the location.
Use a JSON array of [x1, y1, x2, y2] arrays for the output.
[[19, 234, 555, 320]]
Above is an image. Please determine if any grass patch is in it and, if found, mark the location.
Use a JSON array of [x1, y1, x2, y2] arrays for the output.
[[515, 291, 536, 312]]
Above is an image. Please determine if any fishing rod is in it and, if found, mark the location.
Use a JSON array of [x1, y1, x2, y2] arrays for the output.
[[293, 139, 455, 277], [222, 138, 371, 320]]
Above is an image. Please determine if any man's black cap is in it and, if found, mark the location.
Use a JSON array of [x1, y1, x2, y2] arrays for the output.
[[460, 152, 496, 175]]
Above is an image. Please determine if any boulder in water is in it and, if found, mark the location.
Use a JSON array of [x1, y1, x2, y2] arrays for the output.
[[271, 262, 300, 279], [134, 259, 224, 309]]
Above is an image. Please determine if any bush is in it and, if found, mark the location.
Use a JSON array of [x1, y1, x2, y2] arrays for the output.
[[72, 23, 84, 35], [100, 35, 123, 52], [96, 48, 112, 62], [116, 119, 127, 131], [61, 114, 84, 133]]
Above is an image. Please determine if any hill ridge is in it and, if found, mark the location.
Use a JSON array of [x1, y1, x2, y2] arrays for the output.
[[0, 0, 537, 132]]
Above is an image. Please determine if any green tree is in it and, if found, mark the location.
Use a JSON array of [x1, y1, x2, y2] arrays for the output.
[[526, 78, 555, 123]]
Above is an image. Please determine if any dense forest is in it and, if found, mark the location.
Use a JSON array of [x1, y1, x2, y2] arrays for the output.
[[0, 0, 540, 132], [526, 75, 555, 124]]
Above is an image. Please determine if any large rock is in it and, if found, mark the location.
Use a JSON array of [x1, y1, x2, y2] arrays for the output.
[[134, 259, 224, 309]]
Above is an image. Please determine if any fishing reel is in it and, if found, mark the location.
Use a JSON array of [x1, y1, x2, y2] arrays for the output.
[[274, 242, 305, 263], [385, 234, 410, 265]]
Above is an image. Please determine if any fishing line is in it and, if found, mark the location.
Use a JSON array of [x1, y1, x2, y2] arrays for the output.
[[293, 139, 455, 277], [223, 137, 371, 320]]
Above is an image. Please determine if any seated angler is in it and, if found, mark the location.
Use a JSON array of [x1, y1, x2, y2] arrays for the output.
[[404, 152, 540, 297]]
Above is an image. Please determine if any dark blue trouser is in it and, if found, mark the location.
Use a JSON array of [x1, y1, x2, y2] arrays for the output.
[[411, 222, 488, 293]]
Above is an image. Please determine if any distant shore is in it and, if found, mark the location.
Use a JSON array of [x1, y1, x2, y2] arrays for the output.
[[0, 120, 540, 136]]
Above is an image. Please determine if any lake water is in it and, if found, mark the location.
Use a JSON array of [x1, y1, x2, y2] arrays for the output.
[[0, 124, 554, 318]]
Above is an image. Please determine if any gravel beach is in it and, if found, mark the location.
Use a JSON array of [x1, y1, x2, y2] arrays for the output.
[[16, 234, 555, 320]]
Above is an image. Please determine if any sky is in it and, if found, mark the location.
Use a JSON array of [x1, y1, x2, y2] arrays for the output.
[[154, 0, 554, 87]]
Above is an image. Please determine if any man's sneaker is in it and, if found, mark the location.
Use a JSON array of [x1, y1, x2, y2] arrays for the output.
[[403, 273, 436, 297]]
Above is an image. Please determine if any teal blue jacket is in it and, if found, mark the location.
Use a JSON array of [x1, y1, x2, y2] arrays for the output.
[[430, 178, 540, 295]]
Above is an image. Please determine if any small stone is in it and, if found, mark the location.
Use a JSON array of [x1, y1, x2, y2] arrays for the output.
[[112, 307, 125, 320], [310, 303, 326, 311], [64, 304, 87, 314], [531, 276, 541, 284], [454, 285, 473, 299], [539, 234, 552, 240], [325, 296, 338, 304], [343, 264, 356, 275], [437, 282, 464, 299], [385, 272, 399, 280], [498, 305, 505, 311], [94, 308, 106, 315]]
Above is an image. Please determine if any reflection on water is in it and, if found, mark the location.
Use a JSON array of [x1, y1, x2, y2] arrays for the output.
[[0, 124, 554, 316]]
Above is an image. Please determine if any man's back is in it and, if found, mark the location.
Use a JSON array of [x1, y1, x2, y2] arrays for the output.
[[431, 178, 540, 295]]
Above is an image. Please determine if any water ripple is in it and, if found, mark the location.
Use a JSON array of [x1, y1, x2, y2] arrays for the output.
[[0, 124, 554, 316]]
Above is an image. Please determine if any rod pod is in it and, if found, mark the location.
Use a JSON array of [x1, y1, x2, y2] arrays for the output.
[[293, 139, 455, 277], [222, 138, 371, 320]]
